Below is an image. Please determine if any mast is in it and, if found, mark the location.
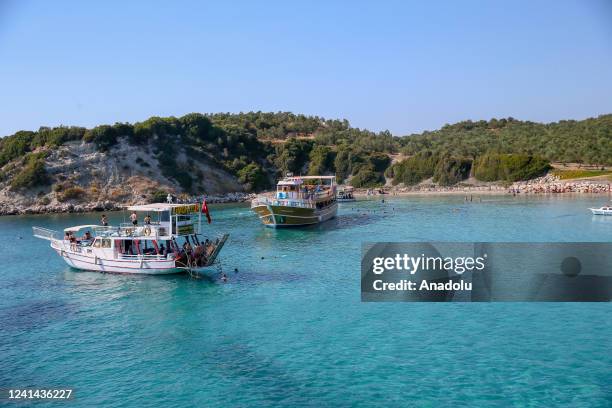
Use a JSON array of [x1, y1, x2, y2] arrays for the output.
[[198, 200, 202, 234]]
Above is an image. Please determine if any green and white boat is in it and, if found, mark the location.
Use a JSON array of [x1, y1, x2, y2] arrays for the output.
[[251, 175, 338, 227]]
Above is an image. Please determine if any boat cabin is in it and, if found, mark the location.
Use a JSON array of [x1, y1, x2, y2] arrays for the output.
[[275, 176, 336, 201], [57, 204, 214, 261]]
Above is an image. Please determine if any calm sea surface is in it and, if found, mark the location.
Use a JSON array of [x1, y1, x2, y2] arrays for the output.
[[1, 195, 611, 407]]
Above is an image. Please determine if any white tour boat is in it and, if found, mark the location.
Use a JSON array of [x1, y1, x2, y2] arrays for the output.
[[590, 205, 612, 216], [33, 203, 228, 275]]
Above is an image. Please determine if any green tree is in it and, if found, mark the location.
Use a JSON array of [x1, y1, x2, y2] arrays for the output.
[[308, 145, 335, 175], [83, 125, 117, 151], [274, 138, 313, 175], [350, 165, 385, 188], [433, 157, 472, 185], [238, 163, 268, 191]]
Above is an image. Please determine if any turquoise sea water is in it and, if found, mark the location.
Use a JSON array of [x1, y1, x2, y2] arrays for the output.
[[1, 195, 611, 407]]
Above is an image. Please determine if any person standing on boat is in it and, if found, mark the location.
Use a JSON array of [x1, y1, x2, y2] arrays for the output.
[[130, 211, 138, 226], [144, 214, 151, 225], [101, 214, 108, 226]]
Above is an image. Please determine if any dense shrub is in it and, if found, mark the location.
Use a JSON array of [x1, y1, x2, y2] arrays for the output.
[[180, 113, 213, 141], [59, 186, 86, 201], [83, 125, 117, 151], [274, 138, 313, 175], [474, 153, 550, 182], [350, 165, 385, 188], [333, 148, 351, 181], [389, 153, 473, 186], [433, 157, 472, 186], [308, 145, 335, 175], [368, 152, 391, 173], [0, 131, 33, 166], [400, 114, 612, 165], [10, 154, 49, 190], [112, 122, 134, 140], [238, 163, 268, 191], [389, 152, 438, 185]]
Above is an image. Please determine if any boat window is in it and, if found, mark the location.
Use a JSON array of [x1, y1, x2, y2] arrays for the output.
[[93, 238, 101, 248], [102, 239, 112, 248], [160, 211, 170, 222]]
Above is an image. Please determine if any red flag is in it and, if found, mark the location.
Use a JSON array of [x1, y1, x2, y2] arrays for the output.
[[202, 199, 212, 224]]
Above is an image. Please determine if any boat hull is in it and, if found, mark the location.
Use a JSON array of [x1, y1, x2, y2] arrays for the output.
[[53, 247, 217, 276], [590, 208, 612, 216], [252, 202, 337, 227]]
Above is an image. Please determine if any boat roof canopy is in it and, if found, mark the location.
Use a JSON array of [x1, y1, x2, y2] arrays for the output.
[[126, 203, 198, 212], [278, 176, 336, 186], [64, 224, 99, 233]]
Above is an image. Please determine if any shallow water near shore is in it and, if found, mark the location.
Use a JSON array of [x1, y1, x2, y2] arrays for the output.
[[1, 195, 611, 407]]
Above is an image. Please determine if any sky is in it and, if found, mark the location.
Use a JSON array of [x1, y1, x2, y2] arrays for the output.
[[1, 0, 611, 137]]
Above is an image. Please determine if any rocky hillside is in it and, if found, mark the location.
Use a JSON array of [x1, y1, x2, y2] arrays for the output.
[[1, 111, 611, 214], [0, 138, 244, 215], [0, 112, 395, 214]]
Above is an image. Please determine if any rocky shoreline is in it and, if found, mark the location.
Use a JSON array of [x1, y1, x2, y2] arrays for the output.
[[0, 192, 257, 216], [355, 175, 612, 197], [508, 175, 611, 194], [3, 176, 611, 216]]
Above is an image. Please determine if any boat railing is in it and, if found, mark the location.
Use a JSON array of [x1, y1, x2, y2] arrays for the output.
[[118, 253, 171, 261], [275, 189, 334, 201], [32, 226, 60, 241], [49, 239, 84, 253], [252, 195, 316, 209], [276, 191, 311, 200], [93, 224, 169, 239]]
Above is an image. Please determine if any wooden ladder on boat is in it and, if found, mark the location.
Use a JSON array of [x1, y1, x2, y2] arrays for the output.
[[203, 233, 229, 267], [178, 233, 230, 278]]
